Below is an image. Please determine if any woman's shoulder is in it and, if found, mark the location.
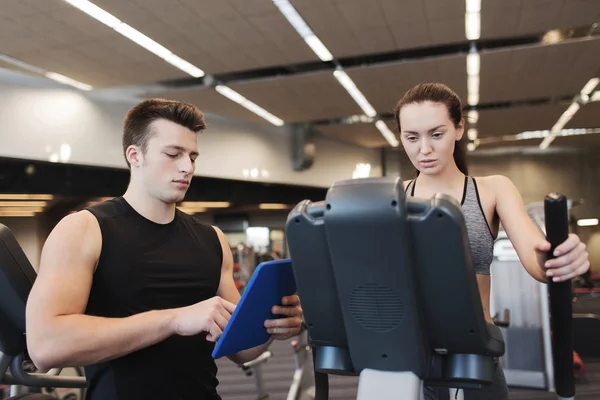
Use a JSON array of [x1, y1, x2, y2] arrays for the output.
[[472, 174, 514, 187], [472, 174, 519, 200]]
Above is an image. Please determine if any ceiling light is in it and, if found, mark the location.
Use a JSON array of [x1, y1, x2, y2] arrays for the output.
[[591, 90, 600, 102], [539, 136, 555, 149], [375, 120, 399, 147], [468, 75, 479, 94], [468, 92, 479, 106], [0, 194, 53, 200], [64, 0, 204, 78], [465, 12, 481, 40], [0, 53, 93, 91], [577, 218, 599, 227], [581, 77, 599, 96], [259, 203, 290, 210], [0, 53, 46, 75], [272, 0, 333, 62], [177, 207, 207, 214], [179, 201, 231, 208], [0, 201, 47, 207], [467, 128, 478, 141], [0, 211, 37, 217], [467, 142, 477, 152], [303, 36, 334, 62], [467, 110, 479, 123], [541, 77, 597, 149], [467, 52, 480, 76], [215, 85, 284, 126], [516, 128, 600, 140], [466, 0, 481, 13], [333, 70, 377, 118]]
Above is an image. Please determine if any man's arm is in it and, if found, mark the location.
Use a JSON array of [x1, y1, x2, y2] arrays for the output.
[[212, 227, 303, 365], [26, 211, 233, 371]]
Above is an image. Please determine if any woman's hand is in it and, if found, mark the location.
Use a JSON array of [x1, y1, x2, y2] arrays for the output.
[[535, 233, 590, 282]]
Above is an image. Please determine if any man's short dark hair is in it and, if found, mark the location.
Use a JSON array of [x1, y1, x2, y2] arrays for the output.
[[122, 98, 206, 167]]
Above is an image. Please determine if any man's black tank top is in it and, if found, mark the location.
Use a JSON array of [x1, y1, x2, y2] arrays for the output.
[[83, 197, 223, 400]]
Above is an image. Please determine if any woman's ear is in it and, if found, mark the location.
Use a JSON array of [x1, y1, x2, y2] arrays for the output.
[[456, 117, 465, 141]]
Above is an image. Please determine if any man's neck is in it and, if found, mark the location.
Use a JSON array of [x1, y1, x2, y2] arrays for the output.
[[122, 185, 176, 225]]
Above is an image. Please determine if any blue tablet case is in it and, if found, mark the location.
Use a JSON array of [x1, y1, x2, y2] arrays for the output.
[[212, 258, 297, 359]]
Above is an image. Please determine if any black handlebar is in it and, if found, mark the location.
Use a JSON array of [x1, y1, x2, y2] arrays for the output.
[[544, 193, 575, 398]]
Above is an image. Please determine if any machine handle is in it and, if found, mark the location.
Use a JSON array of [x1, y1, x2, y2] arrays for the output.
[[544, 193, 575, 399], [492, 309, 510, 328]]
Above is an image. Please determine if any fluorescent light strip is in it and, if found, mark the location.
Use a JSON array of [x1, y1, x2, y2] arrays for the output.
[[45, 72, 92, 91], [540, 77, 597, 149], [0, 53, 92, 91], [517, 127, 600, 140], [215, 85, 284, 126], [467, 110, 479, 123], [467, 52, 480, 76], [272, 0, 333, 61], [592, 90, 600, 102], [465, 12, 481, 40], [581, 77, 599, 96], [333, 70, 377, 117], [375, 120, 399, 147], [577, 218, 599, 227], [64, 0, 204, 78], [0, 194, 53, 200], [466, 0, 481, 13], [274, 0, 396, 145], [467, 128, 478, 141]]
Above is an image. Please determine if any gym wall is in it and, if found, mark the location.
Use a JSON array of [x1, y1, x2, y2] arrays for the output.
[[0, 69, 381, 189]]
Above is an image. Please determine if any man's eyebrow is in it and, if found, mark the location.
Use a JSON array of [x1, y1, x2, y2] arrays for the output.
[[164, 145, 199, 156]]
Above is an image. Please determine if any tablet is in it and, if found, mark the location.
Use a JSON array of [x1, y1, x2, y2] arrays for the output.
[[212, 258, 297, 359]]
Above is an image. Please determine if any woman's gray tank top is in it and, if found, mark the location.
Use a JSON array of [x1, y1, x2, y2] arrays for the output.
[[405, 176, 495, 275]]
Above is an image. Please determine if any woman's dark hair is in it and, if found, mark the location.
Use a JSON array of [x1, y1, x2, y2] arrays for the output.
[[394, 82, 469, 176]]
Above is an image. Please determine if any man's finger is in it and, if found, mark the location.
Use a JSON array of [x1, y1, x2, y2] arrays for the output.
[[272, 305, 302, 317], [265, 317, 303, 328], [282, 295, 300, 305], [206, 324, 223, 342], [220, 298, 237, 314]]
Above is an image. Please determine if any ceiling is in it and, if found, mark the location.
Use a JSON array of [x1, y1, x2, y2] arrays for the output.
[[0, 0, 599, 152]]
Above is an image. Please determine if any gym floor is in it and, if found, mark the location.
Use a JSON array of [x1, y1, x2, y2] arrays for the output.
[[216, 340, 600, 400]]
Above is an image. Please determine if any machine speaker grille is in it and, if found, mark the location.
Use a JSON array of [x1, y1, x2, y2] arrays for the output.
[[349, 283, 404, 332]]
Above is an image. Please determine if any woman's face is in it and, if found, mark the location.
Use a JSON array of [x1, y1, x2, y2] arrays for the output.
[[398, 101, 464, 176]]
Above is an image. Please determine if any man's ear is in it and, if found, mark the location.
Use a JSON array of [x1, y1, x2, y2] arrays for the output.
[[125, 145, 142, 167], [456, 117, 465, 141]]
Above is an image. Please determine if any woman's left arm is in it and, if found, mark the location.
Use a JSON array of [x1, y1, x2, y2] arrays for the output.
[[491, 175, 590, 283]]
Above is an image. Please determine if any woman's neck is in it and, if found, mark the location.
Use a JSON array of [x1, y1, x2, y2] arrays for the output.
[[416, 163, 465, 191]]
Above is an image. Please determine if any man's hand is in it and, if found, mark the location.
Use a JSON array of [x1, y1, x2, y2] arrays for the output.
[[264, 295, 303, 341], [172, 296, 237, 342], [535, 233, 590, 282]]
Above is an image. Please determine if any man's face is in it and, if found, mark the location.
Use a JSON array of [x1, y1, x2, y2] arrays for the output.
[[133, 119, 199, 204]]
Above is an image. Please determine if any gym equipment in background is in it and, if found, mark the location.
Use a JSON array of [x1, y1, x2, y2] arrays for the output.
[[0, 224, 88, 399]]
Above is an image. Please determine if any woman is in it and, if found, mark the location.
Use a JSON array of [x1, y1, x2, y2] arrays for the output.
[[395, 83, 590, 400]]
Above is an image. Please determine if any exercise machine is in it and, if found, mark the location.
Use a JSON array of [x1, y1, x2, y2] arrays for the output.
[[283, 177, 576, 400], [0, 224, 87, 399]]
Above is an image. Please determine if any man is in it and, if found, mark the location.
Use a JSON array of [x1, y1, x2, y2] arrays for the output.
[[25, 99, 304, 399]]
